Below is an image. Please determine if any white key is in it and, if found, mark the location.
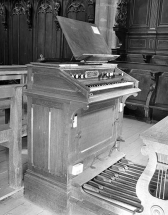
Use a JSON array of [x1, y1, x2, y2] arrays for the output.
[[88, 82, 134, 92]]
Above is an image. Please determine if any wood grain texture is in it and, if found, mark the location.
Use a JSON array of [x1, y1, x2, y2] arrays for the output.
[[9, 86, 23, 188], [0, 117, 151, 215], [0, 85, 23, 189], [24, 62, 140, 214]]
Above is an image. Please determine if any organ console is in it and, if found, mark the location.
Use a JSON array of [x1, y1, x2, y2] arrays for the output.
[[24, 17, 142, 215]]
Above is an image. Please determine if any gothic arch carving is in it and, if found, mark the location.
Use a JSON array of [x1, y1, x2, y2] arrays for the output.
[[37, 0, 52, 13], [67, 1, 85, 14], [36, 0, 61, 30], [0, 3, 7, 30], [35, 0, 62, 59], [12, 0, 32, 29], [66, 0, 95, 23]]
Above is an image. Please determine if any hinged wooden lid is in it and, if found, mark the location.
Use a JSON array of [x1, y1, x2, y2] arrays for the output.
[[57, 16, 119, 62]]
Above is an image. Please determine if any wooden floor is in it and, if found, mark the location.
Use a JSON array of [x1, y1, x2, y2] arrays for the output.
[[0, 117, 153, 215]]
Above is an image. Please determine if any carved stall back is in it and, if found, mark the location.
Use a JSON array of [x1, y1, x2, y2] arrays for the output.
[[63, 0, 95, 59], [0, 0, 95, 65], [151, 73, 168, 121], [0, 2, 8, 65], [125, 69, 158, 121], [34, 0, 62, 60], [11, 0, 33, 65]]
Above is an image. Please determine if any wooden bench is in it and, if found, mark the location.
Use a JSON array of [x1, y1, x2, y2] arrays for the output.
[[0, 65, 27, 137], [0, 85, 23, 189], [125, 69, 161, 122], [149, 72, 168, 121]]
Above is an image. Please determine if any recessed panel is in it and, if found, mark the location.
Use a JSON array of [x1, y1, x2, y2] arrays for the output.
[[129, 39, 146, 49], [131, 0, 149, 26], [159, 0, 168, 25]]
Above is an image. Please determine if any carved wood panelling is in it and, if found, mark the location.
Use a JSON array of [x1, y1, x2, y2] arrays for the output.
[[66, 0, 94, 23], [126, 0, 168, 55], [53, 1, 61, 30], [35, 0, 62, 60], [129, 0, 150, 28], [0, 3, 7, 30], [12, 1, 26, 15], [63, 0, 95, 59], [87, 0, 94, 23], [0, 12, 6, 64], [129, 39, 146, 49], [67, 1, 85, 14], [149, 0, 158, 30], [157, 40, 168, 49], [38, 0, 52, 13], [12, 0, 32, 29], [115, 0, 128, 28], [0, 0, 95, 64], [157, 0, 168, 27], [67, 0, 85, 21], [11, 0, 33, 64], [148, 39, 155, 50]]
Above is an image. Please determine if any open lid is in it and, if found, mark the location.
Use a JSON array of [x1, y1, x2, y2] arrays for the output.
[[57, 16, 119, 62]]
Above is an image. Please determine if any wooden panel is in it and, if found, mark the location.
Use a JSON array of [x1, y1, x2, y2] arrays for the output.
[[157, 39, 168, 49], [148, 0, 158, 29], [70, 100, 117, 165], [45, 12, 53, 57], [155, 75, 168, 103], [12, 14, 19, 64], [19, 14, 32, 64], [129, 39, 146, 49], [37, 12, 45, 58], [129, 0, 150, 27], [35, 0, 62, 60], [33, 104, 49, 171], [158, 0, 168, 26], [63, 0, 95, 59], [50, 107, 65, 176], [11, 1, 33, 65], [0, 125, 11, 144], [33, 73, 77, 92], [0, 17, 5, 65], [79, 107, 114, 152], [128, 70, 152, 103]]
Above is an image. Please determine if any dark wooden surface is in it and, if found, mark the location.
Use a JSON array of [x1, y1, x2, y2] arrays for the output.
[[125, 0, 168, 56], [0, 85, 23, 189], [57, 16, 111, 60], [0, 117, 152, 215], [113, 1, 168, 122], [116, 61, 168, 121], [0, 0, 95, 65], [24, 62, 140, 215]]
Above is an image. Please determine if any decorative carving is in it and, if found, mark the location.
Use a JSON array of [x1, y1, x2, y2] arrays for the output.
[[114, 0, 128, 28], [38, 0, 52, 13], [0, 3, 7, 30], [88, 0, 94, 4], [53, 1, 61, 31], [113, 0, 128, 56], [13, 0, 26, 15], [67, 1, 85, 14], [87, 0, 94, 23], [25, 1, 32, 30], [12, 1, 33, 30]]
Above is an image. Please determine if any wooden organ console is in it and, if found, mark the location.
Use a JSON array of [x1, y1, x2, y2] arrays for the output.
[[24, 17, 143, 215]]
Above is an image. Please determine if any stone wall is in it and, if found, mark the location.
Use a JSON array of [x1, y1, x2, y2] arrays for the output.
[[95, 0, 119, 51]]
